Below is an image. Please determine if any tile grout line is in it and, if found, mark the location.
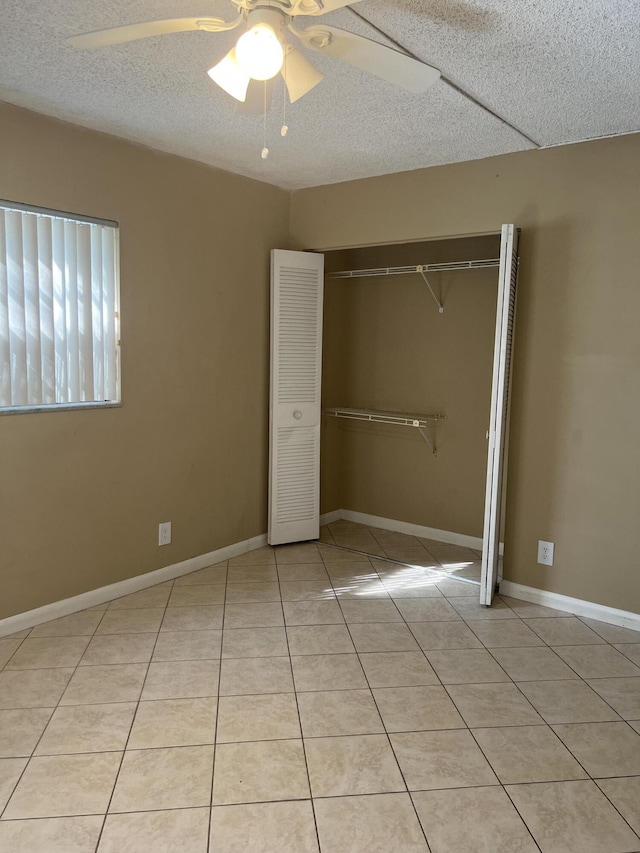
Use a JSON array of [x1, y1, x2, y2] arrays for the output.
[[0, 601, 113, 823], [482, 641, 583, 685], [0, 631, 30, 666], [366, 524, 447, 577], [575, 615, 640, 645], [92, 577, 177, 852], [1, 527, 639, 845], [275, 547, 323, 853], [206, 560, 229, 853], [523, 686, 640, 843], [11, 727, 608, 754], [321, 533, 640, 849], [439, 669, 544, 852], [483, 636, 640, 727], [591, 776, 640, 842], [227, 535, 639, 848], [610, 644, 640, 664], [337, 633, 432, 847], [474, 742, 544, 853], [452, 583, 640, 845], [324, 548, 526, 712], [497, 779, 545, 851], [323, 543, 434, 851], [323, 533, 482, 587]]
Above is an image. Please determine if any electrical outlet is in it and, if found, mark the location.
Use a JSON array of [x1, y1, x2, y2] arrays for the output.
[[158, 522, 172, 546], [537, 540, 554, 566]]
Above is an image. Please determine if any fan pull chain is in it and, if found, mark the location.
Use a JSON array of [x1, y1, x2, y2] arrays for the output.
[[261, 81, 269, 159], [281, 49, 288, 137]]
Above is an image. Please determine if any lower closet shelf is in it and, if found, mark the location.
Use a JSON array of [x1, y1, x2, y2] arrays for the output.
[[323, 406, 446, 456]]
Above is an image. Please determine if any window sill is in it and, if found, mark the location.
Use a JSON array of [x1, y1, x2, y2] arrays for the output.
[[0, 402, 123, 416]]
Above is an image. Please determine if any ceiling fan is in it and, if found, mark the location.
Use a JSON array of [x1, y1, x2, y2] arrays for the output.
[[68, 0, 441, 107]]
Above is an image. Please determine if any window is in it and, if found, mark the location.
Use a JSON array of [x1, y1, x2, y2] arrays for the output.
[[0, 201, 120, 412]]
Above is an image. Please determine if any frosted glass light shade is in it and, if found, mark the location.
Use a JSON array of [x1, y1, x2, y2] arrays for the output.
[[207, 49, 251, 102], [235, 24, 284, 81]]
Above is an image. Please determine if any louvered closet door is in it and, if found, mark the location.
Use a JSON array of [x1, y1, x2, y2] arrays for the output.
[[268, 249, 324, 546], [480, 225, 519, 605]]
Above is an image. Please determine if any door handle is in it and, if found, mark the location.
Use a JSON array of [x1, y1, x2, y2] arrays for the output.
[[293, 410, 303, 420]]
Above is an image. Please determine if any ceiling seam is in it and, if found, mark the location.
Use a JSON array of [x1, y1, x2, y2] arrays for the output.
[[536, 128, 640, 149], [347, 6, 542, 149]]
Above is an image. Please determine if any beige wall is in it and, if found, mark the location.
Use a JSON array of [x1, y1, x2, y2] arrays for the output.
[[292, 135, 640, 614], [2, 102, 639, 620], [321, 236, 499, 539], [0, 102, 289, 620]]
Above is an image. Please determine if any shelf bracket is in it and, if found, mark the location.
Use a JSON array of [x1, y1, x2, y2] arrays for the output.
[[417, 426, 437, 456], [418, 266, 444, 314]]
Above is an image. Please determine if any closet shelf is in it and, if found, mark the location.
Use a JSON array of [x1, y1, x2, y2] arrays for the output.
[[323, 407, 446, 456], [326, 257, 500, 314], [326, 258, 500, 279]]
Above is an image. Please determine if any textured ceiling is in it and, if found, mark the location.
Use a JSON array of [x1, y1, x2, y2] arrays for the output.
[[0, 0, 638, 189]]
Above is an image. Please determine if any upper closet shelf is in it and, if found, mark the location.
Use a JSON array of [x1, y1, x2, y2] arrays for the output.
[[327, 258, 499, 279], [323, 407, 446, 456], [327, 257, 500, 314]]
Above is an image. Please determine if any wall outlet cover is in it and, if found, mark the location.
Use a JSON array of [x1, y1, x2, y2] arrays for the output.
[[159, 522, 172, 546], [537, 540, 554, 566]]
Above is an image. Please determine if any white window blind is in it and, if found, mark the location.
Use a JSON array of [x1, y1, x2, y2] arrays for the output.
[[0, 202, 120, 410]]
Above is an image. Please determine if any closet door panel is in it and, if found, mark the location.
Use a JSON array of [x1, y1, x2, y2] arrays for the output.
[[269, 249, 324, 545], [480, 224, 519, 605]]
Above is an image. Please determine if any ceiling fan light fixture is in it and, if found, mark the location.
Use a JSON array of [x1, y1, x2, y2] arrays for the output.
[[235, 22, 284, 81], [207, 48, 250, 102]]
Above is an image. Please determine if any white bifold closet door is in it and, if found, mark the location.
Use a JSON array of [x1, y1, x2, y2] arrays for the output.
[[480, 224, 519, 605], [268, 249, 324, 546]]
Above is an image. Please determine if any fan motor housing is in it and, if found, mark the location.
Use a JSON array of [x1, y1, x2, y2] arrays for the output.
[[240, 0, 324, 14], [244, 7, 288, 35]]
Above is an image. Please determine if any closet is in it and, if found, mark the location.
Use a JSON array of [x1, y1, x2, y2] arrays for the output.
[[268, 227, 519, 606]]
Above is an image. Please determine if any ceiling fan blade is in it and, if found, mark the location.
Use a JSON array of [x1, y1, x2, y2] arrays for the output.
[[281, 47, 324, 103], [236, 79, 274, 115], [208, 48, 250, 102], [291, 0, 364, 14], [68, 16, 241, 50], [299, 25, 441, 93]]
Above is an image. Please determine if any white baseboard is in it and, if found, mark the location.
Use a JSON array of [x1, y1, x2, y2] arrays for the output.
[[319, 510, 343, 526], [6, 518, 636, 639], [0, 533, 267, 638], [499, 580, 640, 632], [323, 508, 495, 553]]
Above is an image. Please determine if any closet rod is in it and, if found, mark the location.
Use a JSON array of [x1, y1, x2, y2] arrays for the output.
[[327, 257, 500, 279]]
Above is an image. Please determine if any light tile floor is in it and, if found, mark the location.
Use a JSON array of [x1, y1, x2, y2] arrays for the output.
[[0, 520, 639, 851]]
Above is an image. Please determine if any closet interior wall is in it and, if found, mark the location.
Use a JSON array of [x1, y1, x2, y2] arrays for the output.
[[321, 234, 500, 540]]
